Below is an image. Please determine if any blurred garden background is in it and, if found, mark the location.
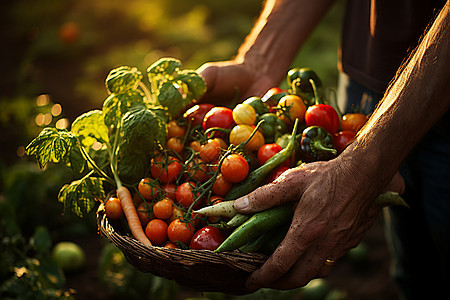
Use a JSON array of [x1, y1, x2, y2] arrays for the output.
[[1, 0, 399, 299]]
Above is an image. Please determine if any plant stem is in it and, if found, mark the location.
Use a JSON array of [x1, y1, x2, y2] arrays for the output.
[[76, 139, 115, 185]]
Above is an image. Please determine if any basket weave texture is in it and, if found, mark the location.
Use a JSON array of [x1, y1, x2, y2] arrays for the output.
[[97, 204, 268, 295]]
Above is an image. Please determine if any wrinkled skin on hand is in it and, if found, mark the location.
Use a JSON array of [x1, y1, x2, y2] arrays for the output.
[[234, 156, 405, 291], [197, 60, 278, 104]]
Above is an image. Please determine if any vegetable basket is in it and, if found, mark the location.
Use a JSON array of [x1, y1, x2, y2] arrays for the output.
[[97, 202, 268, 295]]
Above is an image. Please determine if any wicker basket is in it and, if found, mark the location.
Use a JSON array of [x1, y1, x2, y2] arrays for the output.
[[97, 203, 268, 295]]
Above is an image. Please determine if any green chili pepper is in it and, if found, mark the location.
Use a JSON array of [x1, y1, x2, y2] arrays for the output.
[[238, 226, 280, 253], [259, 224, 290, 255], [215, 203, 293, 253], [299, 126, 337, 162], [224, 119, 299, 200], [243, 96, 269, 117], [259, 113, 288, 143], [226, 213, 251, 227]]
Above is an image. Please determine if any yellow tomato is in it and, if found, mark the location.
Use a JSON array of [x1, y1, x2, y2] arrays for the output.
[[229, 125, 265, 151]]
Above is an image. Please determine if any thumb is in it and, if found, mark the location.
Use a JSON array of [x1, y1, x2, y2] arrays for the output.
[[234, 168, 302, 213]]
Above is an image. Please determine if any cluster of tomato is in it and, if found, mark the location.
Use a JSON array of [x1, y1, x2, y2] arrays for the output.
[[105, 68, 367, 251]]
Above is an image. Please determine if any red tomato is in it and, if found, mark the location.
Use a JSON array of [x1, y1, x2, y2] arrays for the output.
[[138, 177, 160, 200], [59, 22, 80, 45], [220, 154, 249, 183], [164, 241, 179, 249], [166, 137, 184, 154], [341, 113, 367, 133], [152, 198, 173, 220], [167, 120, 187, 138], [161, 183, 177, 200], [176, 182, 203, 209], [105, 197, 124, 220], [333, 130, 356, 154], [186, 157, 210, 182], [145, 219, 168, 245], [305, 104, 340, 134], [257, 143, 284, 165], [167, 219, 195, 245], [199, 139, 221, 163], [265, 166, 289, 184], [189, 226, 226, 251], [183, 104, 214, 127], [150, 156, 183, 183], [137, 202, 153, 227], [189, 140, 202, 152], [211, 173, 233, 197], [202, 107, 235, 137]]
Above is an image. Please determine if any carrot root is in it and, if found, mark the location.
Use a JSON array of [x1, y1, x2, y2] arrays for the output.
[[117, 186, 152, 247]]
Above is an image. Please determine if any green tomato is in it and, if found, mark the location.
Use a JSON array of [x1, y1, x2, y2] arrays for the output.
[[243, 96, 269, 116], [52, 241, 86, 272]]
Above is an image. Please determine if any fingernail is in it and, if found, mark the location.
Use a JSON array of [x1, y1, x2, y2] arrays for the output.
[[234, 197, 249, 210]]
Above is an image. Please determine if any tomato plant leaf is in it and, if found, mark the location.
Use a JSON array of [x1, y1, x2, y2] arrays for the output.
[[157, 82, 190, 116], [102, 90, 145, 128], [175, 70, 206, 100], [116, 144, 152, 184], [147, 58, 205, 117], [26, 127, 77, 169], [147, 57, 181, 85], [121, 105, 168, 154], [71, 110, 109, 149], [58, 177, 105, 218], [105, 66, 143, 95], [116, 106, 167, 184]]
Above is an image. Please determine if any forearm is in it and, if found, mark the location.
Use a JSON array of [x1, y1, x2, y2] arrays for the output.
[[345, 1, 450, 194], [236, 0, 336, 82]]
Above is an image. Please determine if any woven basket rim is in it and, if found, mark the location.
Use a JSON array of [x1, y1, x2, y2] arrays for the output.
[[96, 203, 268, 294]]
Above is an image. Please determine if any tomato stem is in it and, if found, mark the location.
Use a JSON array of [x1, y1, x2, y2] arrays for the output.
[[312, 139, 338, 155]]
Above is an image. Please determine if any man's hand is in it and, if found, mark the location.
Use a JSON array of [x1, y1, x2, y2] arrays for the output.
[[197, 60, 277, 104], [233, 157, 404, 291]]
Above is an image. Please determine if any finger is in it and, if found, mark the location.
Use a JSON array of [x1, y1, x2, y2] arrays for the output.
[[234, 168, 303, 213], [246, 216, 327, 289], [268, 250, 332, 290]]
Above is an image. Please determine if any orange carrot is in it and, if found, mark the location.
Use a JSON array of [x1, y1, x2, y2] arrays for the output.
[[117, 186, 152, 247]]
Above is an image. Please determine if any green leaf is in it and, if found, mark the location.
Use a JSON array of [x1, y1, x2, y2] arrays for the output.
[[147, 58, 205, 117], [116, 106, 167, 184], [105, 66, 143, 95], [157, 82, 190, 116], [121, 106, 167, 155], [147, 57, 181, 83], [102, 90, 145, 128], [26, 128, 77, 169], [30, 226, 52, 255], [58, 177, 105, 218], [175, 70, 206, 100], [116, 144, 152, 184], [71, 110, 109, 149]]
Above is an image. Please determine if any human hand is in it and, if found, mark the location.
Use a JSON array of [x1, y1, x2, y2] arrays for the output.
[[233, 158, 404, 291], [197, 60, 278, 104]]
